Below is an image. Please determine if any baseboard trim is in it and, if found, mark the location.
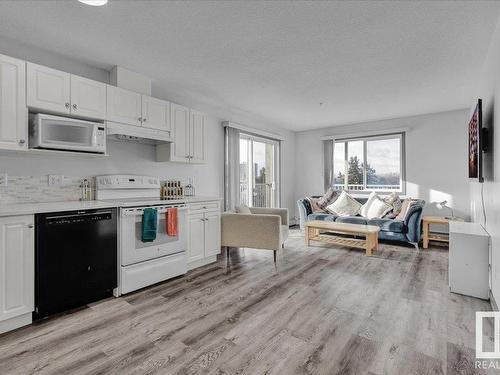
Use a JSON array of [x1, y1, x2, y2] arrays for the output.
[[188, 255, 217, 271], [490, 290, 498, 311], [0, 312, 32, 335]]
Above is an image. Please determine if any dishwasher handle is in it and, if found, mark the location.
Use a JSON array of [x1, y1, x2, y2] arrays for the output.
[[45, 211, 113, 225]]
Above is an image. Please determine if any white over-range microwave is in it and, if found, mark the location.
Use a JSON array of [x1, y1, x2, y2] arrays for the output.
[[29, 113, 106, 154]]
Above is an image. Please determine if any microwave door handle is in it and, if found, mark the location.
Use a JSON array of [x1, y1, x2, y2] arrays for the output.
[[91, 126, 98, 147]]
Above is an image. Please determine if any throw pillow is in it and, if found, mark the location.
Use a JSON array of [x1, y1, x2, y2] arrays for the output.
[[308, 197, 325, 213], [360, 191, 378, 217], [317, 187, 338, 209], [395, 198, 416, 220], [365, 196, 393, 219], [235, 204, 252, 214], [325, 191, 362, 216], [383, 192, 403, 219]]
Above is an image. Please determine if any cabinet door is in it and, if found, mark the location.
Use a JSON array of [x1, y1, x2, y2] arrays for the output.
[[70, 75, 106, 120], [141, 95, 170, 131], [0, 215, 34, 322], [170, 103, 190, 162], [0, 54, 27, 150], [27, 62, 70, 114], [188, 213, 205, 263], [190, 110, 205, 164], [204, 212, 221, 257], [106, 85, 142, 126]]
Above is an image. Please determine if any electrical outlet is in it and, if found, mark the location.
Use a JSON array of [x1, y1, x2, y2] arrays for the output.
[[0, 173, 7, 187], [48, 175, 63, 186]]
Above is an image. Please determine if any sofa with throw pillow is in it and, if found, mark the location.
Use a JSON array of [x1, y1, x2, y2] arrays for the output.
[[297, 189, 425, 248]]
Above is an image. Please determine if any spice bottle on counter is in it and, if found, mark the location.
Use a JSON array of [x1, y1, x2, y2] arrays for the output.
[[80, 179, 91, 201]]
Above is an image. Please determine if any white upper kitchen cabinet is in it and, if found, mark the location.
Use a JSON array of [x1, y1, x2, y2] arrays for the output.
[[170, 103, 190, 162], [155, 104, 206, 164], [0, 215, 34, 334], [106, 85, 142, 126], [27, 62, 107, 120], [141, 95, 170, 131], [190, 110, 206, 164], [0, 54, 27, 151], [70, 75, 106, 120], [27, 62, 71, 115]]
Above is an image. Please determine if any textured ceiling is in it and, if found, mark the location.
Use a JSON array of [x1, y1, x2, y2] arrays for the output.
[[0, 0, 498, 131]]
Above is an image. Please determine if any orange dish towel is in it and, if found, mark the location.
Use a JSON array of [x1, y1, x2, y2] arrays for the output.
[[166, 207, 178, 237]]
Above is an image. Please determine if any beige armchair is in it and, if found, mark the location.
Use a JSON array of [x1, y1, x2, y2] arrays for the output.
[[221, 207, 289, 264]]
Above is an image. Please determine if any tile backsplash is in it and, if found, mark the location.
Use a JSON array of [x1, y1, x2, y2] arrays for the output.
[[0, 176, 95, 204]]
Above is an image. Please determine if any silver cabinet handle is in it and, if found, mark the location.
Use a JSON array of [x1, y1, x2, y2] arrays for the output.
[[19, 139, 25, 144], [27, 224, 34, 228], [138, 117, 143, 122], [143, 118, 147, 122], [65, 102, 70, 108], [72, 104, 77, 110]]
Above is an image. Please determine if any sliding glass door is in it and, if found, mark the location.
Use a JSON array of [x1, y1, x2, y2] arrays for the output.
[[239, 134, 280, 208]]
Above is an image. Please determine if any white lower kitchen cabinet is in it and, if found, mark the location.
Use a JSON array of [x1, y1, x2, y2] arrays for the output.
[[188, 212, 206, 264], [204, 211, 221, 257], [0, 215, 34, 334], [187, 200, 221, 270]]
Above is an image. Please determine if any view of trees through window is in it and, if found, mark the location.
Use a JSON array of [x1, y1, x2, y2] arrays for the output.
[[333, 135, 403, 191]]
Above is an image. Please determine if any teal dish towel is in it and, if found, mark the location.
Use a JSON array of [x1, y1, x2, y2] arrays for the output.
[[141, 208, 158, 242]]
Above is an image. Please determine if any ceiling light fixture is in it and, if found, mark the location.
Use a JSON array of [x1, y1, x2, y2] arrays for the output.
[[78, 0, 108, 6]]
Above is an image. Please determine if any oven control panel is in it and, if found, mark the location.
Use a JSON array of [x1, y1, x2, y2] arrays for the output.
[[96, 175, 160, 189]]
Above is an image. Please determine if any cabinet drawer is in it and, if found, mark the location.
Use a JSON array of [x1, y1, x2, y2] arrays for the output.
[[189, 202, 220, 213]]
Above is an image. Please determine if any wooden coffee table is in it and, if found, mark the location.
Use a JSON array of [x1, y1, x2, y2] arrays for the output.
[[305, 221, 380, 256]]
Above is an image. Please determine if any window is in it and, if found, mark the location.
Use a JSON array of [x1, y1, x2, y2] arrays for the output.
[[239, 133, 280, 208], [332, 133, 405, 193]]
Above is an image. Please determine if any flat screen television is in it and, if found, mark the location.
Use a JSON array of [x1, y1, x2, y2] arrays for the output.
[[468, 99, 483, 182]]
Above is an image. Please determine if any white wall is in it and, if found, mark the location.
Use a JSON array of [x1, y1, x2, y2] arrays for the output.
[[0, 38, 296, 215], [295, 109, 471, 220], [470, 13, 500, 305]]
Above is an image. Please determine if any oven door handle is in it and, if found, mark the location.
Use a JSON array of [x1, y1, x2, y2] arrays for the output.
[[121, 206, 187, 217]]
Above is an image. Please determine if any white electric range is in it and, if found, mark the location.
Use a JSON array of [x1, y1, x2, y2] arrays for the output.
[[96, 175, 188, 296]]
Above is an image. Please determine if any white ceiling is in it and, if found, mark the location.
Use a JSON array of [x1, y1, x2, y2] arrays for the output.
[[0, 0, 498, 132]]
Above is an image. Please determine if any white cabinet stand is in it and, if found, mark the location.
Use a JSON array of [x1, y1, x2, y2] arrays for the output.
[[187, 200, 221, 270], [449, 221, 490, 300]]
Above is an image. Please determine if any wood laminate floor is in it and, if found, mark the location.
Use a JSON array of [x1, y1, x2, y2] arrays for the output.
[[0, 230, 495, 375]]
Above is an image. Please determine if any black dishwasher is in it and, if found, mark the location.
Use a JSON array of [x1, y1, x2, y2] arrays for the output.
[[34, 208, 117, 320]]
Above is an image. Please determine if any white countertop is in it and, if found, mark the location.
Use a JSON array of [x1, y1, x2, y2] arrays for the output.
[[0, 196, 222, 217], [184, 196, 222, 203], [0, 201, 120, 217]]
